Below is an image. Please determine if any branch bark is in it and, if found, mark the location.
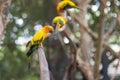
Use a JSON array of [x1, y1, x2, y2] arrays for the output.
[[76, 49, 94, 80], [0, 0, 10, 41], [94, 0, 106, 80], [37, 46, 50, 80]]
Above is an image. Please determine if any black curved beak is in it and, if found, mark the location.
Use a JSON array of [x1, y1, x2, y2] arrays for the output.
[[50, 30, 54, 33]]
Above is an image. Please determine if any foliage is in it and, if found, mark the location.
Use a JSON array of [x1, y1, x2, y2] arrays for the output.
[[0, 0, 120, 80]]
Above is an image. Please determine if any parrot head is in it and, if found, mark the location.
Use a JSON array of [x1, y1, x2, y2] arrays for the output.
[[57, 0, 79, 13], [43, 25, 54, 33], [52, 16, 67, 30]]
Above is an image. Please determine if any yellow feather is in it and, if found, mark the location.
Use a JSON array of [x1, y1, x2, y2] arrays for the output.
[[57, 0, 79, 13], [26, 25, 54, 69], [28, 25, 54, 47], [52, 16, 67, 30]]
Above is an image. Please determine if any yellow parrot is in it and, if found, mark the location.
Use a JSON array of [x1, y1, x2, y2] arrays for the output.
[[57, 0, 79, 13], [52, 16, 67, 30], [26, 25, 54, 68]]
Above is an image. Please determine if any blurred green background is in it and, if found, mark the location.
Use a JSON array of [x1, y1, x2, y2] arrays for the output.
[[0, 0, 120, 80]]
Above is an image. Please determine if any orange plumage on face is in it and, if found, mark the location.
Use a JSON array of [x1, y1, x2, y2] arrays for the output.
[[43, 25, 54, 33], [27, 25, 54, 47]]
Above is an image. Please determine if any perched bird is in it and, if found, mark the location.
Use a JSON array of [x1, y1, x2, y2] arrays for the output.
[[52, 16, 67, 30], [26, 25, 54, 68], [57, 0, 79, 13]]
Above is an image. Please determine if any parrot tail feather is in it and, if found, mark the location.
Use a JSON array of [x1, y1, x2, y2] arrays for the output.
[[26, 48, 34, 57]]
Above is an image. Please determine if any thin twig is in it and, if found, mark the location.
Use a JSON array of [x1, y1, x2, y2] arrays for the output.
[[68, 11, 97, 40], [103, 42, 120, 58], [104, 19, 117, 41]]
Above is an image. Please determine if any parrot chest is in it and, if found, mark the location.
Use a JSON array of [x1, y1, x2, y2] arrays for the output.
[[31, 32, 46, 45]]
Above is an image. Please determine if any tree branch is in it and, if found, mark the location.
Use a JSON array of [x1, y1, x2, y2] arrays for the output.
[[0, 0, 10, 41], [67, 0, 94, 80], [69, 9, 120, 60], [57, 10, 78, 80], [37, 46, 50, 80], [71, 15, 119, 54], [63, 27, 77, 80], [103, 42, 120, 59], [76, 49, 94, 80], [94, 0, 106, 80], [68, 11, 97, 40], [104, 19, 117, 41]]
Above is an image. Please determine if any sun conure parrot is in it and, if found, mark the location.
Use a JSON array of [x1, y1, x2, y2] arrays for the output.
[[52, 16, 67, 30], [26, 25, 54, 68], [57, 0, 79, 13]]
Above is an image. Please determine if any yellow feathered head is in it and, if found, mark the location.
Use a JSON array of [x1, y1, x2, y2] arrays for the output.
[[57, 0, 79, 13], [52, 16, 67, 30]]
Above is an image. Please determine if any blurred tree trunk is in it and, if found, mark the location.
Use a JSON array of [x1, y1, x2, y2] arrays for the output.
[[0, 0, 9, 41], [94, 0, 106, 80], [77, 0, 91, 62], [76, 0, 94, 80]]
